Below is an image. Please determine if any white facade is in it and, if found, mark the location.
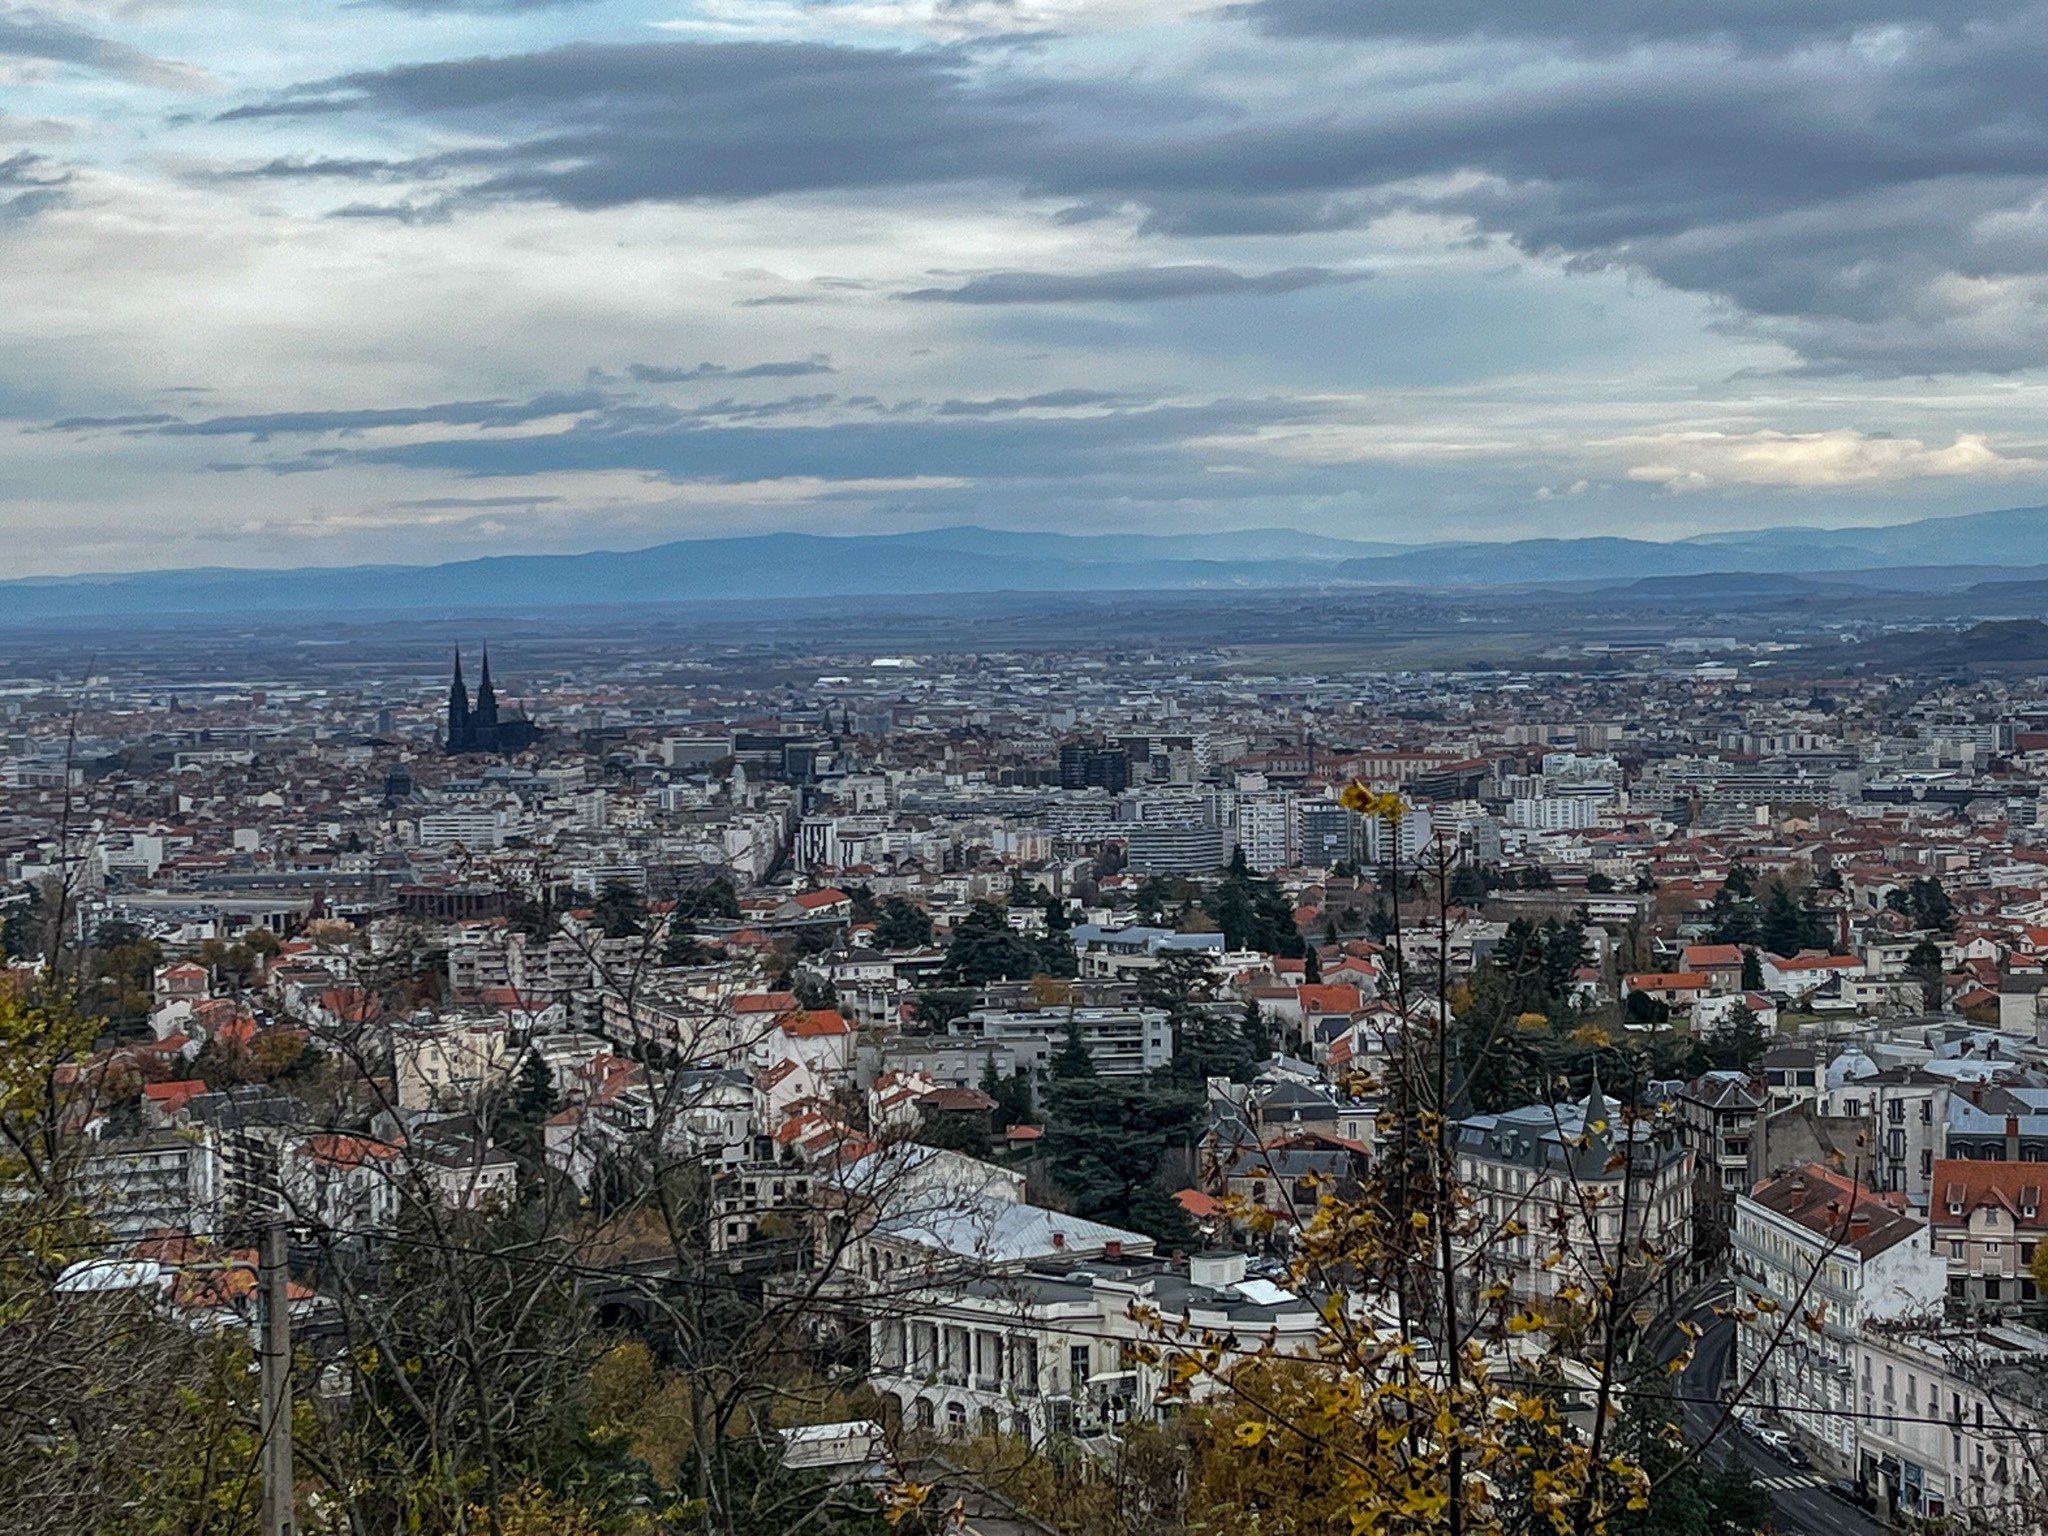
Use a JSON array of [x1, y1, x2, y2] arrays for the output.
[[1733, 1166, 1947, 1465], [1855, 1324, 2048, 1527]]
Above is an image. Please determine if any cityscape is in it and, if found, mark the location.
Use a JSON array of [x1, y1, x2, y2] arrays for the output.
[[15, 0, 2048, 1531], [7, 591, 2048, 1534]]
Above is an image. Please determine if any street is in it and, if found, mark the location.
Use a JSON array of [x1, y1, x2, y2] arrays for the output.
[[1667, 1309, 1887, 1536]]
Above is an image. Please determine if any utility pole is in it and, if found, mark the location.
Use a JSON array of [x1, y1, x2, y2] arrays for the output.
[[259, 1221, 295, 1536]]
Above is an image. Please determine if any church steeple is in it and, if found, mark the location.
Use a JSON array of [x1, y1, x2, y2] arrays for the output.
[[474, 645, 499, 729], [447, 648, 472, 752]]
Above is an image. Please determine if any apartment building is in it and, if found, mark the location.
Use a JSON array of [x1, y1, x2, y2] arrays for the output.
[[1928, 1159, 2048, 1312], [1733, 1165, 1946, 1465], [1453, 1082, 1694, 1312], [1856, 1322, 2048, 1526]]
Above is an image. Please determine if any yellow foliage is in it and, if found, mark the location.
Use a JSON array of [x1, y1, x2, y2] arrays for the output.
[[467, 1483, 606, 1536], [1338, 781, 1407, 824]]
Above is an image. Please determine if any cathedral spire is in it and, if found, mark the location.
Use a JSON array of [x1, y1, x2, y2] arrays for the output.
[[446, 647, 472, 753], [474, 644, 499, 729]]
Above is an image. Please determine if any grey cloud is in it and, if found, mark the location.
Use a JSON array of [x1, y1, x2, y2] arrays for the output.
[[627, 358, 835, 382], [48, 412, 176, 430], [215, 394, 1319, 488], [936, 389, 1132, 414], [233, 17, 2048, 372], [164, 391, 606, 441], [231, 41, 1024, 205], [1239, 0, 2034, 44], [0, 7, 210, 89], [900, 265, 1367, 303], [222, 156, 412, 181], [393, 495, 567, 507], [0, 149, 66, 220], [327, 199, 452, 224]]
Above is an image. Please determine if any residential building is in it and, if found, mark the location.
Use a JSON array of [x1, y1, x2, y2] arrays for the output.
[[1453, 1082, 1694, 1313], [1928, 1159, 2047, 1311], [1856, 1322, 2048, 1526], [1732, 1164, 1946, 1465]]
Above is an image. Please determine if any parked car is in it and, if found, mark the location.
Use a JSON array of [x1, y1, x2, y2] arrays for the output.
[[1777, 1442, 1812, 1470], [1827, 1479, 1872, 1509]]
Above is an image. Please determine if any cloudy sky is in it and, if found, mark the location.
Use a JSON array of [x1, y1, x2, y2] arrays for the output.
[[9, 0, 2048, 574]]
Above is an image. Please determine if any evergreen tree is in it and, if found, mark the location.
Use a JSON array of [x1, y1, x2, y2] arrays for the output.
[[940, 900, 1046, 984], [1240, 998, 1274, 1067], [591, 879, 645, 939], [1050, 1014, 1096, 1079], [1739, 946, 1763, 991], [1303, 946, 1322, 985], [492, 1052, 559, 1166], [1448, 863, 1490, 904], [1760, 886, 1805, 957], [1906, 938, 1946, 1012], [1910, 875, 1955, 934], [872, 896, 933, 949], [1043, 1068, 1201, 1245], [661, 912, 706, 966]]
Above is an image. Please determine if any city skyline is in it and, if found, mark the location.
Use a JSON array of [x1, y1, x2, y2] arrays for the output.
[[12, 0, 2048, 574]]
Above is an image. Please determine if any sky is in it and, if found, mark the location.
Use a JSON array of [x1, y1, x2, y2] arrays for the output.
[[9, 0, 2048, 575]]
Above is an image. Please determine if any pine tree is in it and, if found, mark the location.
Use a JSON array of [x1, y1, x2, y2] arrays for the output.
[[1240, 998, 1274, 1066], [1050, 1015, 1095, 1079]]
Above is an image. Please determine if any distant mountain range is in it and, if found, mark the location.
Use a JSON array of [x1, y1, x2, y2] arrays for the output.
[[3, 506, 2045, 624]]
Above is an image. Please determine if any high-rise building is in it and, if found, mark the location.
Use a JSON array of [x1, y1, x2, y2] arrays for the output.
[[1058, 743, 1130, 793]]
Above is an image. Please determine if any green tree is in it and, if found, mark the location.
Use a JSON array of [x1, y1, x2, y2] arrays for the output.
[[1760, 886, 1805, 957], [1449, 863, 1491, 904], [1050, 1014, 1096, 1080], [591, 879, 645, 939], [978, 1056, 1033, 1131], [492, 1051, 559, 1165], [872, 896, 933, 949], [940, 901, 1046, 985], [1240, 998, 1274, 1066], [1210, 861, 1305, 957], [1910, 875, 1955, 934], [1739, 946, 1763, 991], [1906, 938, 1946, 1013], [1043, 1070, 1201, 1244]]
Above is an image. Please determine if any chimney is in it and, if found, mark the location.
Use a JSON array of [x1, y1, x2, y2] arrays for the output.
[[2011, 1115, 2023, 1139], [1972, 1084, 1985, 1107], [1104, 1240, 1122, 1261], [1051, 1230, 1065, 1250], [1848, 1211, 1872, 1242]]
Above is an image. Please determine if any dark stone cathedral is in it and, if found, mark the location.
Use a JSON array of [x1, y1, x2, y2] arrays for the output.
[[445, 648, 543, 756]]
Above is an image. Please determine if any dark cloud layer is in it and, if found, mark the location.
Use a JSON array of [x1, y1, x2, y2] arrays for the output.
[[1239, 0, 2037, 44], [190, 389, 1315, 496], [900, 265, 1366, 303], [0, 7, 208, 88], [219, 11, 2048, 374], [148, 391, 606, 441], [627, 359, 835, 382]]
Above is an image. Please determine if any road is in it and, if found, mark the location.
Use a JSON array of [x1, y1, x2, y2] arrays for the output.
[[1661, 1299, 1885, 1536]]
